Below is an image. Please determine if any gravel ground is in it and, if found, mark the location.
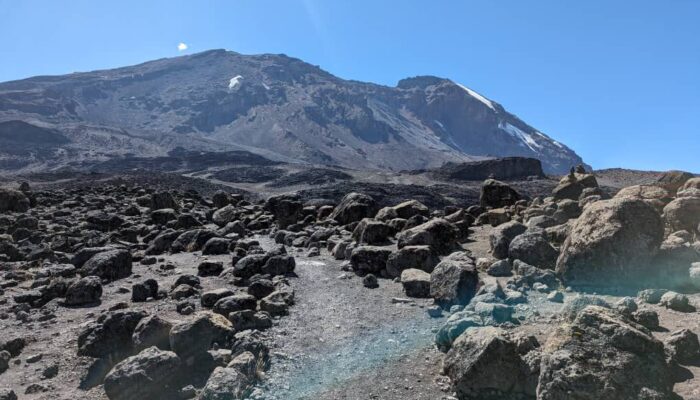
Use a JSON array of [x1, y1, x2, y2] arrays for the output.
[[253, 236, 450, 400]]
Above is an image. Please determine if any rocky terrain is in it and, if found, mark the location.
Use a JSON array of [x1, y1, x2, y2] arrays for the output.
[[1, 161, 699, 400], [0, 50, 586, 174]]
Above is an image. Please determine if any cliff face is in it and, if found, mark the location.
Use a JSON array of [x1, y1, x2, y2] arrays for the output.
[[430, 157, 546, 181], [0, 50, 585, 173]]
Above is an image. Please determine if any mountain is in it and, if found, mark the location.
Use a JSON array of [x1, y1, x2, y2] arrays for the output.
[[0, 49, 585, 173]]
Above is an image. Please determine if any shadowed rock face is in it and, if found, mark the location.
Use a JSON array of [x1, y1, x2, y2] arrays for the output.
[[0, 50, 585, 173], [430, 157, 545, 181]]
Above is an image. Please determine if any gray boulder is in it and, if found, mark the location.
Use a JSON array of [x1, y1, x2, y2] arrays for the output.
[[77, 310, 147, 358], [664, 329, 700, 365], [538, 306, 675, 400], [556, 198, 664, 286], [80, 249, 132, 282], [397, 218, 459, 255], [480, 179, 522, 208], [199, 366, 247, 400], [508, 230, 558, 269], [0, 189, 30, 212], [489, 221, 527, 259], [103, 346, 181, 400], [430, 252, 479, 307], [400, 269, 431, 298], [64, 276, 102, 306], [350, 246, 392, 274], [443, 327, 537, 400], [329, 192, 377, 225], [169, 312, 234, 364], [385, 245, 439, 278]]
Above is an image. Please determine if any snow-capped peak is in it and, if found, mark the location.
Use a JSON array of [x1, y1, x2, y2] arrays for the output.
[[456, 83, 495, 111]]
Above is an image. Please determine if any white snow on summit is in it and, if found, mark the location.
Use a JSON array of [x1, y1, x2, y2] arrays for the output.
[[456, 83, 495, 111], [228, 75, 243, 90], [499, 121, 543, 152]]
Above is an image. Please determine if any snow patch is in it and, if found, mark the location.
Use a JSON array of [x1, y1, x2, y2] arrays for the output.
[[499, 122, 543, 152], [262, 82, 270, 90], [228, 75, 243, 90], [456, 83, 495, 110]]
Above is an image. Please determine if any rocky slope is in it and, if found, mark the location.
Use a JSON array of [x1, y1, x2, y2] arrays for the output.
[[0, 50, 584, 174], [1, 169, 699, 400]]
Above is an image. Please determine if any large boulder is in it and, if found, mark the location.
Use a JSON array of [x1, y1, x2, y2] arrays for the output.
[[400, 269, 431, 298], [655, 170, 694, 193], [553, 172, 598, 201], [171, 229, 217, 253], [538, 306, 676, 400], [443, 327, 538, 400], [664, 329, 700, 365], [132, 315, 173, 351], [352, 218, 392, 245], [329, 192, 377, 225], [264, 194, 303, 228], [0, 189, 30, 213], [489, 221, 527, 259], [77, 310, 147, 358], [396, 218, 459, 255], [615, 185, 673, 212], [508, 230, 558, 269], [662, 196, 700, 234], [80, 249, 132, 282], [385, 245, 439, 278], [169, 312, 234, 364], [64, 276, 102, 306], [350, 246, 392, 274], [376, 200, 429, 221], [150, 191, 178, 210], [212, 205, 238, 227], [430, 252, 479, 307], [679, 177, 700, 193], [480, 179, 521, 208], [556, 198, 664, 286], [103, 347, 181, 400], [199, 366, 248, 400]]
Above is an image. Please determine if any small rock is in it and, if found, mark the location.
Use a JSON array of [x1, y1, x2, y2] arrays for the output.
[[660, 291, 694, 312], [547, 291, 564, 303], [427, 306, 443, 318], [665, 329, 700, 364], [362, 274, 379, 289]]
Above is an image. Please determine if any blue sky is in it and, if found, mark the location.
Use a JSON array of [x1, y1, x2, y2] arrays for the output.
[[1, 0, 698, 172]]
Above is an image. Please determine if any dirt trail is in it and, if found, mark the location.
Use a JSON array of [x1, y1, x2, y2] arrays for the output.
[[254, 237, 449, 400]]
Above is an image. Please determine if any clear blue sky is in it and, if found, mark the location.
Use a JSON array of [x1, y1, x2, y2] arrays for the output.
[[1, 0, 698, 172]]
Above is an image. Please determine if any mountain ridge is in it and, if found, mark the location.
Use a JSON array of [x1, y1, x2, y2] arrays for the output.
[[0, 49, 586, 173]]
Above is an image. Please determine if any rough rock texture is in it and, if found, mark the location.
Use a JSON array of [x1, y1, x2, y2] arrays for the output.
[[614, 185, 674, 212], [103, 347, 182, 400], [397, 218, 459, 255], [508, 230, 559, 270], [489, 221, 527, 259], [80, 249, 133, 282], [443, 327, 537, 400], [329, 192, 378, 225], [0, 188, 30, 212], [538, 306, 676, 400], [663, 196, 700, 234], [556, 198, 664, 286], [0, 51, 585, 173], [430, 252, 479, 307], [480, 179, 522, 208], [432, 157, 545, 181]]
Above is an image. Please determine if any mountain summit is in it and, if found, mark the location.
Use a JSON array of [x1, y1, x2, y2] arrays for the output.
[[0, 49, 584, 173]]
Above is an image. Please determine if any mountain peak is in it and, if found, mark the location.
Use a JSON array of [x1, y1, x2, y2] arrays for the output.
[[0, 50, 585, 174]]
